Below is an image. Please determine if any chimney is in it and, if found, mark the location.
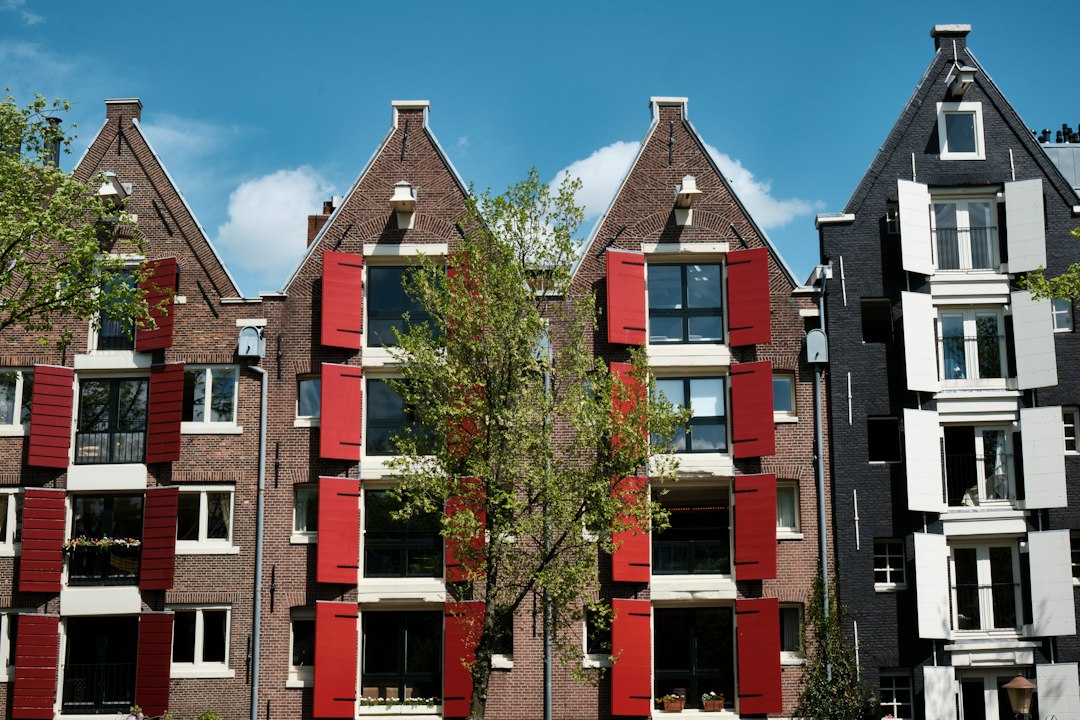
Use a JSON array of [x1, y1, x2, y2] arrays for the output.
[[931, 24, 971, 53], [104, 98, 143, 123], [307, 198, 336, 246]]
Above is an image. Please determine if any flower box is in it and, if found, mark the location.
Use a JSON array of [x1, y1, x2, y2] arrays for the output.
[[703, 698, 725, 711]]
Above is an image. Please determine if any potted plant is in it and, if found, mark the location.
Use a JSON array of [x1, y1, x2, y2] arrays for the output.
[[660, 693, 685, 712], [701, 691, 725, 711]]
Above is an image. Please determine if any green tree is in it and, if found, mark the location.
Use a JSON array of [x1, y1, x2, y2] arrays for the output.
[[794, 569, 877, 720], [1019, 228, 1080, 301], [0, 92, 151, 347], [387, 170, 684, 719]]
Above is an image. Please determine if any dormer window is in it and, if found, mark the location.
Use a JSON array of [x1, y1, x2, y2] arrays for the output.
[[937, 102, 985, 160]]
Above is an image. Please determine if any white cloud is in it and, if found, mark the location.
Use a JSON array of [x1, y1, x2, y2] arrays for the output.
[[702, 143, 819, 229], [140, 114, 240, 160], [214, 168, 336, 286], [2, 0, 44, 25]]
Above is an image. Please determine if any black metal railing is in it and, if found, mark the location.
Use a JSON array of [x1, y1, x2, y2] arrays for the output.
[[653, 539, 730, 575], [934, 227, 998, 270], [61, 661, 136, 714], [953, 582, 1019, 631], [939, 334, 1005, 381], [945, 453, 1014, 506], [67, 546, 141, 586], [74, 430, 146, 465], [96, 319, 134, 351]]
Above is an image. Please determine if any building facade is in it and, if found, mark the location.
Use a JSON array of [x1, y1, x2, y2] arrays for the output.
[[818, 25, 1080, 720]]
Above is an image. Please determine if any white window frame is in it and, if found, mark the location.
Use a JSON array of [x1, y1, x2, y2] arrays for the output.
[[294, 374, 321, 428], [879, 671, 913, 720], [1064, 407, 1079, 454], [937, 101, 986, 160], [937, 308, 1007, 388], [292, 483, 318, 544], [0, 369, 33, 437], [0, 611, 24, 682], [772, 373, 797, 422], [581, 609, 611, 669], [874, 539, 907, 592], [949, 543, 1022, 634], [0, 489, 20, 558], [779, 604, 804, 665], [168, 605, 234, 679], [88, 258, 144, 354], [180, 366, 241, 434], [288, 607, 315, 687], [175, 486, 238, 555], [776, 482, 801, 540], [1052, 298, 1074, 332], [1072, 532, 1080, 587], [929, 194, 999, 271]]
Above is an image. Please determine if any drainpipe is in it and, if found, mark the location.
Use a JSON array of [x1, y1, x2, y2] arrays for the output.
[[809, 265, 831, 681], [250, 366, 268, 720]]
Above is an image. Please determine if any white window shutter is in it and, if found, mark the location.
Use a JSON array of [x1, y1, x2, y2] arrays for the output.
[[901, 291, 940, 392], [1021, 406, 1067, 509], [1028, 530, 1076, 637], [904, 408, 944, 512], [898, 179, 933, 274], [923, 665, 958, 720], [1012, 290, 1058, 389], [1005, 178, 1046, 273], [914, 532, 950, 639], [1036, 663, 1080, 720]]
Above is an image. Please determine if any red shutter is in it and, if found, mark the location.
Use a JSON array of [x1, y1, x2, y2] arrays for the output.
[[140, 486, 179, 591], [445, 478, 485, 583], [443, 601, 483, 718], [317, 477, 359, 585], [12, 614, 59, 720], [727, 248, 771, 346], [26, 365, 73, 469], [18, 489, 65, 593], [321, 250, 363, 349], [612, 477, 650, 583], [606, 249, 646, 345], [145, 363, 184, 464], [135, 612, 174, 716], [730, 360, 775, 458], [733, 474, 777, 581], [736, 598, 782, 714], [611, 598, 651, 716], [314, 601, 358, 718], [320, 363, 362, 461], [610, 361, 645, 451], [135, 257, 178, 351]]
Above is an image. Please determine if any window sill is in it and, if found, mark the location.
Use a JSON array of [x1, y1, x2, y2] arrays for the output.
[[294, 417, 320, 428], [776, 530, 803, 541], [0, 543, 18, 558], [74, 350, 152, 370], [582, 653, 611, 669], [291, 532, 317, 545], [780, 652, 806, 666], [875, 583, 907, 593], [67, 463, 148, 491], [774, 414, 798, 424], [0, 425, 27, 437], [286, 675, 313, 689], [175, 543, 240, 555], [171, 665, 235, 679], [181, 422, 243, 435], [357, 707, 441, 716]]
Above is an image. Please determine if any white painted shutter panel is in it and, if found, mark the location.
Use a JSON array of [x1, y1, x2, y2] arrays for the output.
[[1020, 406, 1067, 509], [1028, 530, 1076, 636], [1012, 290, 1058, 389], [914, 533, 950, 639], [898, 179, 933, 274], [1005, 178, 1047, 273], [904, 409, 944, 512], [1036, 663, 1080, 720], [901, 291, 940, 392], [922, 665, 958, 720]]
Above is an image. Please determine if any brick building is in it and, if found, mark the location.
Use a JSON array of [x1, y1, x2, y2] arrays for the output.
[[818, 25, 1080, 719]]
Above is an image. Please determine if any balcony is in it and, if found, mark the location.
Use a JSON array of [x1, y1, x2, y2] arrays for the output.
[[945, 452, 1014, 507], [61, 661, 136, 714], [934, 226, 998, 271], [74, 430, 146, 465], [653, 539, 730, 575], [954, 581, 1020, 631], [938, 332, 1005, 387], [66, 544, 141, 586]]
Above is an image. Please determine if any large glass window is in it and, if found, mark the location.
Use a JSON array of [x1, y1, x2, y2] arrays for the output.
[[176, 488, 233, 549], [654, 607, 733, 710], [367, 380, 416, 455], [647, 264, 723, 343], [171, 607, 229, 676], [96, 270, 137, 351], [361, 611, 441, 703], [879, 672, 913, 720], [67, 494, 143, 586], [61, 617, 138, 714], [364, 489, 441, 577], [932, 199, 997, 270], [943, 426, 1014, 506], [654, 377, 726, 453], [951, 544, 1020, 632], [0, 370, 32, 427], [368, 266, 431, 347], [938, 310, 1005, 386], [75, 378, 148, 464], [653, 487, 729, 575], [182, 368, 237, 424]]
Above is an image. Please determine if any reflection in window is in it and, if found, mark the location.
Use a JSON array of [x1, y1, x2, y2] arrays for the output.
[[364, 489, 441, 577], [366, 380, 416, 456], [297, 376, 320, 418], [75, 378, 148, 464], [183, 368, 237, 423], [176, 489, 233, 545], [0, 371, 32, 426], [361, 611, 441, 702], [368, 266, 432, 347], [648, 264, 723, 343], [654, 378, 726, 453]]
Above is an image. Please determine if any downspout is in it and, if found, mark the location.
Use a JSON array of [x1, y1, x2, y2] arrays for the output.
[[250, 366, 268, 720], [812, 268, 831, 681]]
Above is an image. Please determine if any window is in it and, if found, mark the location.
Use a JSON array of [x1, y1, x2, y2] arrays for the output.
[[1064, 407, 1079, 454], [366, 379, 416, 456], [647, 263, 723, 343], [95, 270, 137, 351], [879, 672, 913, 720], [937, 101, 985, 160], [860, 299, 893, 343], [0, 490, 21, 554], [951, 544, 1021, 632], [1072, 533, 1080, 585], [653, 487, 729, 575], [938, 309, 1005, 386], [0, 370, 32, 431], [364, 489, 440, 577], [176, 488, 233, 552], [654, 377, 726, 453], [297, 375, 320, 419], [654, 607, 733, 710], [867, 417, 902, 463], [491, 608, 514, 664], [367, 266, 431, 347], [289, 608, 315, 686], [0, 611, 17, 681], [773, 374, 795, 418], [67, 494, 143, 586], [776, 483, 799, 536], [874, 539, 907, 590], [584, 607, 611, 658], [182, 367, 237, 425], [62, 616, 138, 714], [779, 605, 803, 662], [943, 426, 1015, 506], [171, 607, 232, 678], [1052, 298, 1074, 332], [931, 199, 997, 270], [361, 611, 441, 703], [292, 484, 318, 543], [75, 377, 148, 464]]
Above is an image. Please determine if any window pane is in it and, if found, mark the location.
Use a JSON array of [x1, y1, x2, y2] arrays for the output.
[[0, 494, 8, 540], [79, 382, 112, 431], [649, 316, 683, 343], [685, 265, 721, 309], [773, 376, 794, 414], [687, 316, 722, 342], [202, 611, 227, 663], [112, 496, 144, 539], [206, 493, 231, 540], [183, 370, 206, 423], [648, 266, 683, 310], [116, 380, 148, 431], [298, 378, 320, 417], [72, 497, 105, 537], [0, 374, 16, 424], [295, 487, 318, 532], [172, 611, 196, 663], [655, 379, 685, 406], [363, 614, 401, 675], [404, 612, 441, 675], [934, 203, 960, 269], [776, 486, 796, 529], [20, 372, 32, 424], [176, 494, 200, 541], [209, 370, 236, 422], [779, 607, 800, 652], [292, 619, 315, 667], [975, 314, 1002, 379], [941, 315, 967, 380], [953, 548, 980, 630], [945, 112, 977, 153], [1053, 298, 1074, 331], [689, 379, 724, 418], [367, 380, 409, 455]]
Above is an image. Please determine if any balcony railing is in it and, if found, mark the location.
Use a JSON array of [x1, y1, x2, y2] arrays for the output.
[[953, 582, 1020, 631], [653, 539, 730, 575], [96, 319, 134, 351], [934, 227, 999, 270], [74, 430, 146, 465], [945, 453, 1014, 506], [939, 335, 1006, 382], [61, 661, 136, 714], [66, 545, 140, 586]]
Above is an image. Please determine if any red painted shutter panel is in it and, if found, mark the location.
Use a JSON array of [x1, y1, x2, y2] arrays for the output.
[[12, 614, 60, 720], [18, 489, 65, 593], [145, 363, 184, 464], [317, 477, 359, 585], [606, 249, 647, 345], [612, 477, 650, 582], [445, 478, 485, 583], [727, 248, 771, 346], [443, 601, 483, 718], [320, 363, 362, 461], [733, 474, 777, 581], [26, 365, 73, 468], [610, 361, 645, 452], [736, 598, 782, 714], [135, 612, 174, 716], [611, 598, 651, 716], [730, 360, 776, 458], [140, 486, 179, 591], [314, 601, 358, 718], [322, 250, 363, 349], [135, 257, 178, 351]]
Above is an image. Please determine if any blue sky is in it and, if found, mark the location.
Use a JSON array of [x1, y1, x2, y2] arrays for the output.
[[3, 1, 1075, 295]]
